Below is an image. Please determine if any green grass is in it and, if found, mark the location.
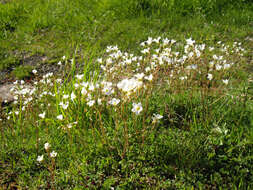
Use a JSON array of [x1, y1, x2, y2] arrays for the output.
[[1, 36, 253, 188], [0, 0, 252, 71], [0, 0, 253, 189]]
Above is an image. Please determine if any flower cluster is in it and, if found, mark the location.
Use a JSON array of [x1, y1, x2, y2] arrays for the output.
[[37, 142, 57, 163], [3, 37, 247, 161]]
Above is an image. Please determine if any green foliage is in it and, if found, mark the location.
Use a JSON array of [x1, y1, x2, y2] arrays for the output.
[[0, 1, 252, 188], [11, 65, 33, 79], [121, 0, 252, 16], [1, 36, 253, 188], [0, 0, 252, 70]]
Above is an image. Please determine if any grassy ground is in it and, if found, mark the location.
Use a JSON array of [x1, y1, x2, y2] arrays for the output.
[[0, 0, 253, 189], [0, 0, 252, 74]]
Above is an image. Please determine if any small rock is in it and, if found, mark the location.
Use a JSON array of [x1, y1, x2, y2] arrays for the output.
[[0, 84, 16, 104]]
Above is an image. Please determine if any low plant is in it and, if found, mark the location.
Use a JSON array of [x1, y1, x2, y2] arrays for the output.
[[1, 37, 252, 188], [11, 65, 33, 80]]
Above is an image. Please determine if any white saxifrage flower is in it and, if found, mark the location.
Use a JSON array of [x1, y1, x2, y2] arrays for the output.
[[50, 151, 57, 158], [37, 155, 44, 162], [63, 94, 69, 99], [88, 84, 95, 91], [32, 69, 37, 74], [144, 74, 153, 81], [97, 98, 102, 105], [117, 78, 143, 94], [102, 86, 114, 95], [44, 143, 50, 150], [131, 102, 143, 115], [207, 73, 213, 80], [39, 112, 46, 119], [57, 115, 63, 120], [81, 87, 87, 95], [76, 74, 84, 80], [134, 73, 145, 80], [152, 113, 163, 123], [71, 92, 76, 101], [87, 100, 95, 107], [74, 83, 79, 89], [222, 79, 229, 85], [59, 102, 69, 110], [216, 64, 222, 70], [108, 98, 120, 106]]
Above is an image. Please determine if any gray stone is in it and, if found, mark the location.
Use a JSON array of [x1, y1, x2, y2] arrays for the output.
[[0, 84, 15, 103]]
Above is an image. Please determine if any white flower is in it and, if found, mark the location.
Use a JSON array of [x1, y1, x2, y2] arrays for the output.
[[81, 87, 87, 95], [63, 104, 69, 110], [88, 84, 95, 91], [216, 64, 222, 70], [171, 39, 176, 44], [74, 83, 79, 89], [32, 69, 37, 74], [97, 98, 102, 105], [58, 61, 62, 65], [102, 86, 114, 95], [117, 78, 143, 94], [145, 67, 151, 72], [223, 64, 231, 69], [76, 74, 84, 80], [207, 73, 213, 80], [162, 38, 170, 45], [101, 65, 106, 71], [209, 61, 215, 67], [150, 62, 156, 69], [141, 48, 149, 54], [106, 58, 113, 65], [63, 94, 69, 99], [87, 100, 95, 107], [147, 37, 153, 45], [153, 113, 163, 120], [37, 155, 44, 162], [44, 142, 50, 150], [186, 38, 195, 46], [179, 76, 187, 81], [134, 73, 145, 80], [71, 92, 76, 101], [57, 115, 63, 120], [67, 123, 73, 129], [144, 74, 153, 81], [62, 55, 66, 60], [59, 102, 69, 110], [222, 79, 229, 85], [188, 52, 194, 58], [152, 113, 163, 123], [97, 58, 102, 63], [140, 42, 146, 47], [131, 102, 143, 115], [50, 151, 57, 158], [56, 79, 62, 83], [39, 112, 46, 119], [109, 98, 120, 106], [186, 64, 197, 70]]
